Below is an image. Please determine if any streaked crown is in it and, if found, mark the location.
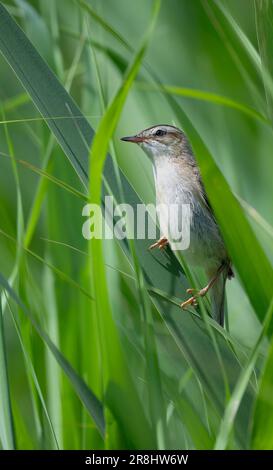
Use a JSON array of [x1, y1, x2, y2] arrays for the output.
[[121, 124, 184, 144]]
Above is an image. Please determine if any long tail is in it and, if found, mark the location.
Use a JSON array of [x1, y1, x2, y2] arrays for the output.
[[209, 264, 233, 327]]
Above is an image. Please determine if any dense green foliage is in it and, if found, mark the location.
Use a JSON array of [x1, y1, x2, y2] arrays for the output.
[[0, 0, 273, 450]]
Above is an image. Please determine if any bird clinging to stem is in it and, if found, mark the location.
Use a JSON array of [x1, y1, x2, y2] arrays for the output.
[[121, 124, 233, 327]]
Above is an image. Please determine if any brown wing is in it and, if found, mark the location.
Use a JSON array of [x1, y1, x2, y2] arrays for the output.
[[199, 176, 234, 278]]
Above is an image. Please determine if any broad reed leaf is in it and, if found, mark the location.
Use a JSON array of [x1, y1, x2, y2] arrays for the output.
[[0, 4, 90, 187]]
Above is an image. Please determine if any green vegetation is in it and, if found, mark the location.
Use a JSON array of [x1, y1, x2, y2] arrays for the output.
[[0, 0, 273, 450]]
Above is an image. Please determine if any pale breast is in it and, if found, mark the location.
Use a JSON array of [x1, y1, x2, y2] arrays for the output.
[[154, 160, 227, 269]]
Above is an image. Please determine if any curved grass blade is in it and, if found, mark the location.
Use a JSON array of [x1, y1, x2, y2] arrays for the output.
[[212, 0, 261, 70], [2, 92, 29, 113], [4, 294, 59, 449], [0, 228, 93, 302], [61, 27, 128, 75], [77, 0, 131, 52], [137, 82, 269, 124], [211, 0, 273, 121], [0, 272, 105, 438], [16, 157, 87, 201], [202, 0, 265, 113], [238, 196, 273, 240], [215, 297, 273, 449], [88, 0, 163, 448], [209, 0, 273, 120]]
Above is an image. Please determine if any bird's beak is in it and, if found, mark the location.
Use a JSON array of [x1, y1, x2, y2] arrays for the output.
[[120, 135, 145, 143]]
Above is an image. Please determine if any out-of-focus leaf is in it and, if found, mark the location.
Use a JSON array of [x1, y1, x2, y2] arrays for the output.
[[0, 4, 90, 187], [215, 298, 273, 449], [0, 299, 15, 449], [203, 0, 265, 112], [251, 334, 273, 449], [254, 0, 273, 121], [0, 272, 105, 438], [137, 82, 269, 124]]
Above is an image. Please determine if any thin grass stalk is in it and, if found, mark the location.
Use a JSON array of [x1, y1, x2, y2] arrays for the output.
[[0, 299, 15, 449], [5, 294, 59, 449]]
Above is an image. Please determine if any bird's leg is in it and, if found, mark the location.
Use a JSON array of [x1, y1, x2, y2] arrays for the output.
[[181, 264, 226, 309], [149, 236, 168, 251]]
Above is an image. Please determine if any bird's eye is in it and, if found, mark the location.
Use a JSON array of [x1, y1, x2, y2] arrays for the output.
[[155, 129, 166, 137]]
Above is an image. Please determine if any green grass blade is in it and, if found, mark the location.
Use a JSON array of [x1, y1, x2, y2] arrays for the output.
[[0, 272, 105, 438], [202, 0, 265, 112], [251, 323, 273, 448], [2, 109, 25, 251], [77, 0, 131, 52], [212, 0, 273, 118], [2, 92, 29, 113], [86, 18, 168, 447], [42, 265, 62, 449], [212, 0, 261, 71], [175, 394, 214, 449], [137, 82, 269, 124], [201, 0, 266, 113], [88, 0, 161, 448], [254, 0, 273, 121], [0, 228, 93, 302], [215, 297, 273, 449], [61, 27, 128, 74], [0, 3, 90, 187], [0, 300, 15, 449], [5, 294, 59, 449]]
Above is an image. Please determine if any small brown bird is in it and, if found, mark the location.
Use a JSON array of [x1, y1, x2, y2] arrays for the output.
[[121, 124, 233, 326]]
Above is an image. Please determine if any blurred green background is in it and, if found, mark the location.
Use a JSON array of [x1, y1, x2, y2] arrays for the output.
[[0, 0, 273, 450]]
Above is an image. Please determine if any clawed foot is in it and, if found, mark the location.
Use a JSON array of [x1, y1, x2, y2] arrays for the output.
[[180, 262, 229, 315], [149, 236, 168, 251], [180, 287, 208, 309]]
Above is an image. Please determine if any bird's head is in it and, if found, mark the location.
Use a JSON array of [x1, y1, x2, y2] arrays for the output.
[[121, 124, 191, 161]]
